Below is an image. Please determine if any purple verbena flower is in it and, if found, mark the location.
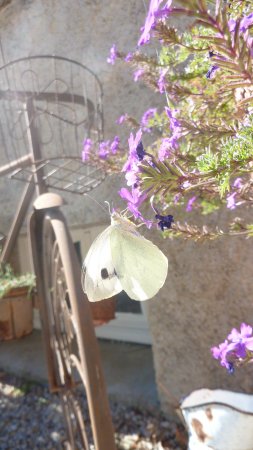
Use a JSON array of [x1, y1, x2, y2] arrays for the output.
[[125, 52, 133, 62], [240, 13, 253, 33], [107, 44, 117, 65], [226, 192, 237, 210], [206, 65, 219, 79], [186, 196, 197, 212], [155, 213, 174, 231], [110, 136, 120, 154], [119, 187, 147, 221], [141, 108, 157, 128], [136, 141, 146, 161], [158, 138, 172, 161], [211, 323, 253, 373], [116, 114, 128, 125], [134, 68, 145, 82], [98, 140, 110, 159], [158, 68, 168, 93], [138, 0, 172, 46], [122, 129, 143, 173], [82, 138, 92, 161], [233, 177, 243, 189], [173, 193, 181, 204]]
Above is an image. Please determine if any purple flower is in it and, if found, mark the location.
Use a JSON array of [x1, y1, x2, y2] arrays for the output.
[[155, 213, 174, 231], [138, 0, 172, 46], [107, 44, 117, 65], [136, 141, 146, 161], [173, 193, 181, 204], [141, 108, 157, 128], [110, 136, 120, 154], [158, 138, 172, 161], [82, 138, 92, 161], [119, 187, 147, 220], [165, 107, 180, 129], [211, 340, 239, 373], [98, 140, 110, 159], [229, 13, 253, 34], [158, 68, 168, 93], [125, 164, 139, 186], [240, 13, 253, 33], [233, 177, 243, 189], [186, 196, 197, 212], [134, 68, 145, 82], [116, 113, 128, 125], [122, 129, 143, 172], [211, 323, 253, 373], [154, 2, 172, 19], [206, 65, 219, 79], [226, 192, 237, 210], [125, 52, 133, 62]]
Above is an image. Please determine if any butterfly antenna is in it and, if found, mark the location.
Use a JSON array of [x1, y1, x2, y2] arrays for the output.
[[83, 193, 109, 215], [104, 201, 112, 215]]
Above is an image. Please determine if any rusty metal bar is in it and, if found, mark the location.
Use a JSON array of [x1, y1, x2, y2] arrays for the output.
[[0, 179, 35, 264], [47, 207, 116, 450], [28, 209, 60, 391], [0, 89, 94, 110], [24, 99, 47, 196], [0, 154, 32, 177]]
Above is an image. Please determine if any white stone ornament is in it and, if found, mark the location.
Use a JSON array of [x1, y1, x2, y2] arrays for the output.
[[181, 388, 253, 450], [82, 212, 168, 302]]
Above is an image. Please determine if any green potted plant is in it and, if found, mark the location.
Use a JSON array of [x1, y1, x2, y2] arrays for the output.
[[0, 262, 36, 340]]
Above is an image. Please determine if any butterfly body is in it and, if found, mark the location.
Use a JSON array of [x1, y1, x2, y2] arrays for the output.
[[82, 212, 168, 302]]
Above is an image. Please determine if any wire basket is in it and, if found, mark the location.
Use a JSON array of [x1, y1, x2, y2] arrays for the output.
[[0, 55, 106, 194]]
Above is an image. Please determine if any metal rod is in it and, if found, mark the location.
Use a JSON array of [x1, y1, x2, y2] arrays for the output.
[[49, 208, 116, 450], [24, 99, 47, 196], [0, 179, 35, 264], [0, 154, 32, 176]]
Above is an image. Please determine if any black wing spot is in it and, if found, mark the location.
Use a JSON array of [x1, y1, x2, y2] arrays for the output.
[[101, 268, 109, 279]]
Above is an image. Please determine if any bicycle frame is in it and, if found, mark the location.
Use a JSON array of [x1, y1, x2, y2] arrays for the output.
[[0, 96, 116, 449]]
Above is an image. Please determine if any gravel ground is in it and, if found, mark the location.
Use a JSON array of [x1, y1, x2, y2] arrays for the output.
[[0, 372, 188, 450]]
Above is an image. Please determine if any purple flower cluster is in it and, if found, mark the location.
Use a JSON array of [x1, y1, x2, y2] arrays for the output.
[[119, 129, 154, 226], [119, 187, 147, 221], [116, 114, 128, 125], [158, 107, 182, 161], [107, 44, 117, 65], [158, 68, 168, 93], [82, 136, 120, 162], [82, 138, 93, 161], [186, 195, 197, 212], [122, 129, 144, 186], [138, 0, 172, 46], [211, 323, 253, 373], [141, 108, 157, 131], [226, 178, 243, 210], [133, 68, 145, 82]]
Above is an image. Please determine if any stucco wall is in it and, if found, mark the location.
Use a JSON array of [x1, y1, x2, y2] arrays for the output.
[[0, 0, 252, 418], [146, 207, 253, 415]]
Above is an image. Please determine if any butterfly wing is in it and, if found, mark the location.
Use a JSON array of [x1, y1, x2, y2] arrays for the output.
[[82, 226, 123, 302], [110, 227, 168, 301]]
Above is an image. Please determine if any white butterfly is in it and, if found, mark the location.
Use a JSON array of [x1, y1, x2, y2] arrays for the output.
[[82, 212, 168, 302]]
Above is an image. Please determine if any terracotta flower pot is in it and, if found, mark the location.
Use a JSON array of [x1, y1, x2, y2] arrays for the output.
[[0, 287, 33, 340], [89, 297, 116, 327]]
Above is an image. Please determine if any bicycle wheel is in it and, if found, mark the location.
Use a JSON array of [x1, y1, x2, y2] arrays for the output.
[[29, 205, 116, 450]]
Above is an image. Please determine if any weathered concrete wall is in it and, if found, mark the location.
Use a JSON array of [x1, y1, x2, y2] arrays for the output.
[[145, 207, 253, 415], [0, 0, 252, 419]]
